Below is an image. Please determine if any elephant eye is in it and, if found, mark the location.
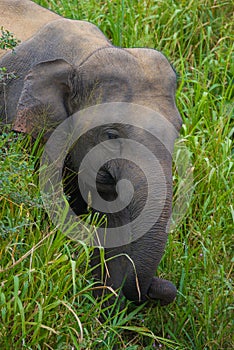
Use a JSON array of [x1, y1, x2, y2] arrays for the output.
[[99, 128, 121, 144], [104, 129, 119, 140]]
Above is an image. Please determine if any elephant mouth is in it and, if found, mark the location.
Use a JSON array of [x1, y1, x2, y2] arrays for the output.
[[95, 169, 118, 197], [96, 169, 115, 184]]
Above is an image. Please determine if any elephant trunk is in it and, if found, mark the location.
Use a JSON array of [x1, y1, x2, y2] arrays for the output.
[[121, 223, 170, 302], [102, 157, 174, 304]]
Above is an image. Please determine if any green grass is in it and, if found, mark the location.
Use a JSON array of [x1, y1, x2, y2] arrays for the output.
[[0, 0, 233, 349]]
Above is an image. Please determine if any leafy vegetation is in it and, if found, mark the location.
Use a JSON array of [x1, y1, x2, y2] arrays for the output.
[[0, 27, 19, 84], [0, 26, 20, 50], [0, 0, 233, 349]]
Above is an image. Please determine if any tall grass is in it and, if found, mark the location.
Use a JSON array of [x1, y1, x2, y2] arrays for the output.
[[0, 0, 233, 349]]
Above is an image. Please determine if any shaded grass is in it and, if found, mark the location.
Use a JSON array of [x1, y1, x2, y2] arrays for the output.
[[0, 0, 233, 349]]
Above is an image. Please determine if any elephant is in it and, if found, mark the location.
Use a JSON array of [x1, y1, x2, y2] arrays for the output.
[[0, 0, 182, 306]]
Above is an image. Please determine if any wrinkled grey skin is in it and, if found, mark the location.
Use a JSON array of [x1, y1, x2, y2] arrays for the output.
[[0, 0, 59, 54], [0, 17, 182, 306]]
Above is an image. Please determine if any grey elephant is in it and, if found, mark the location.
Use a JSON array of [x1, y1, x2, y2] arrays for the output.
[[0, 0, 182, 306]]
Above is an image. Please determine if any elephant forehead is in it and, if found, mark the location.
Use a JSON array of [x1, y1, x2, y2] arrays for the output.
[[78, 47, 141, 82], [76, 52, 181, 130], [77, 48, 177, 107]]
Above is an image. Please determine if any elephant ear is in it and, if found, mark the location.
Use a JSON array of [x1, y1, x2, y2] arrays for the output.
[[13, 59, 77, 140]]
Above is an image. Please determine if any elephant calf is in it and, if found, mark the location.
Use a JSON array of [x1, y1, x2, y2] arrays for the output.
[[0, 0, 182, 306]]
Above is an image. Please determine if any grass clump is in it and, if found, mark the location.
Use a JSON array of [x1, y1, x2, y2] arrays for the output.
[[1, 0, 233, 349]]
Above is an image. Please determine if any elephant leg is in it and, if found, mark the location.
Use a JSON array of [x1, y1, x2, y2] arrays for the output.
[[147, 277, 177, 306]]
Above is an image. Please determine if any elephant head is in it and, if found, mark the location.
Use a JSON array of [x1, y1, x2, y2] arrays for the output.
[[0, 16, 182, 306]]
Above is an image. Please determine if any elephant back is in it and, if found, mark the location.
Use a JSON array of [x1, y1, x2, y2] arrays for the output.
[[0, 19, 111, 124]]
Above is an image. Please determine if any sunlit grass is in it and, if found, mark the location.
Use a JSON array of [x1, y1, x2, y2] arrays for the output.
[[0, 0, 233, 349]]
